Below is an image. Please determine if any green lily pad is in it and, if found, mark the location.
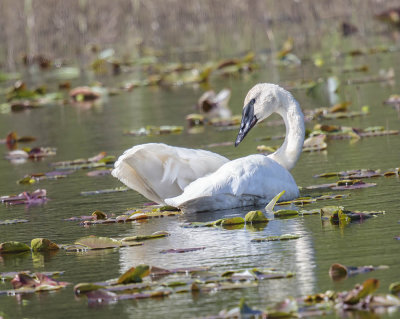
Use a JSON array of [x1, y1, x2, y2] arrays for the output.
[[245, 210, 269, 223], [220, 217, 245, 226], [31, 238, 59, 251], [74, 236, 121, 250], [0, 241, 31, 253], [274, 209, 299, 218]]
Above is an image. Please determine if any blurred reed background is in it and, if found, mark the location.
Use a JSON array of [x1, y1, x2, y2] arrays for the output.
[[0, 0, 398, 70]]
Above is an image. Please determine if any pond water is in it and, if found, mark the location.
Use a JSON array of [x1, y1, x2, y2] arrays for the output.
[[0, 47, 399, 318]]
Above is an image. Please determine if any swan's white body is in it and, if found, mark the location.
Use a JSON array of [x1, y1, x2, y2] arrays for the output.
[[112, 83, 305, 213]]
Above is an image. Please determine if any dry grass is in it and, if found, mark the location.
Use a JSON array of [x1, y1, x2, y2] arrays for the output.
[[0, 0, 398, 69]]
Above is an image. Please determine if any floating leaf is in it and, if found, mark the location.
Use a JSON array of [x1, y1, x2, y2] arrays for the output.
[[0, 241, 31, 253], [344, 279, 380, 305], [329, 263, 388, 282], [125, 125, 184, 136], [303, 134, 327, 152], [117, 265, 150, 284], [80, 187, 129, 196], [389, 282, 400, 296], [0, 219, 29, 225], [160, 247, 205, 254], [251, 234, 300, 242], [245, 210, 269, 223], [31, 238, 59, 252], [121, 231, 169, 242], [74, 236, 121, 250], [220, 217, 245, 226], [74, 283, 105, 294], [9, 272, 69, 292], [92, 210, 107, 220], [274, 209, 299, 218]]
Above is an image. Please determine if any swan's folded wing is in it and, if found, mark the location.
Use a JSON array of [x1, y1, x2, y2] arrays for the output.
[[165, 154, 299, 212], [111, 143, 229, 204]]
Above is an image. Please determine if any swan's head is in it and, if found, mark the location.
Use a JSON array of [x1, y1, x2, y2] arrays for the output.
[[235, 83, 282, 146]]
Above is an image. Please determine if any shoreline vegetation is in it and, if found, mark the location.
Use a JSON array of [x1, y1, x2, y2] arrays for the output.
[[0, 0, 399, 70]]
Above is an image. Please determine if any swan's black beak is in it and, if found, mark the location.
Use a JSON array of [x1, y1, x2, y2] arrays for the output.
[[235, 99, 258, 147]]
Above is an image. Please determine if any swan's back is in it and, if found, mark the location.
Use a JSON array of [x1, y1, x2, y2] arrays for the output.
[[165, 154, 299, 212], [112, 143, 229, 204]]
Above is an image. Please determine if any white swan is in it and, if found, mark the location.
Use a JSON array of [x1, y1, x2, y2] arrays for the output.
[[112, 83, 305, 213]]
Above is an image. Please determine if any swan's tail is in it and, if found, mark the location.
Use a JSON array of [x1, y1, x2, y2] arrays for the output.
[[112, 143, 229, 205]]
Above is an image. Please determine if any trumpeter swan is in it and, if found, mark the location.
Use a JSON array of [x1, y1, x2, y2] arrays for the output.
[[112, 83, 305, 213]]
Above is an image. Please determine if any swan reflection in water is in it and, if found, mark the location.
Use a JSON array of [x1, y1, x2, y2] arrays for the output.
[[119, 205, 316, 303]]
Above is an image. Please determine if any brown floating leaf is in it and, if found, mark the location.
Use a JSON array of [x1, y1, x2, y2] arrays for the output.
[[329, 263, 348, 281]]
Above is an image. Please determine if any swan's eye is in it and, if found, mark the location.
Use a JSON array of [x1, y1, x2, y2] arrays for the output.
[[250, 98, 256, 104]]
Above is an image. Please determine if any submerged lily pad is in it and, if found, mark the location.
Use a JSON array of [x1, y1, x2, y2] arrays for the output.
[[251, 234, 300, 242]]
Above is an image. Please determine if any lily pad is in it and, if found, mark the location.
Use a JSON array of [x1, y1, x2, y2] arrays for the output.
[[329, 263, 388, 282], [74, 236, 121, 250], [31, 238, 59, 251], [274, 209, 299, 218], [0, 241, 31, 253], [220, 217, 245, 226], [117, 265, 150, 284], [0, 219, 29, 225], [160, 247, 206, 254], [245, 210, 269, 223], [74, 283, 105, 294], [251, 234, 300, 242], [121, 231, 169, 242]]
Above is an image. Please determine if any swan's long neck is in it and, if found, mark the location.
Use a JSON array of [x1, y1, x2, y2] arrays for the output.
[[268, 94, 305, 171]]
